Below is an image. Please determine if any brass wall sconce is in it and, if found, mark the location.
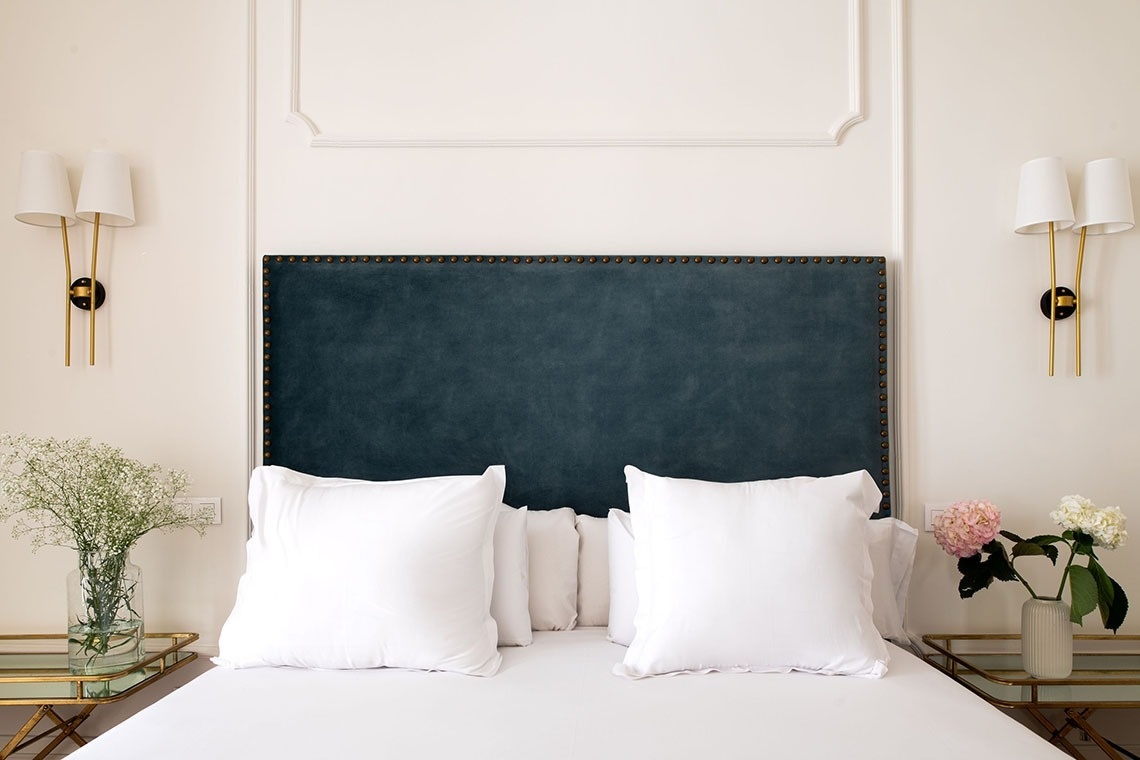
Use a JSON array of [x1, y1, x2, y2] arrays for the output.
[[14, 149, 135, 366], [1014, 157, 1134, 377]]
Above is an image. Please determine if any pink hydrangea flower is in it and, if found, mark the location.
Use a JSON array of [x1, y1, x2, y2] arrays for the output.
[[934, 499, 1002, 558]]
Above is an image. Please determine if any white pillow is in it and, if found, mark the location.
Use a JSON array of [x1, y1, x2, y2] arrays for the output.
[[575, 514, 609, 627], [617, 466, 889, 679], [607, 508, 637, 646], [526, 508, 579, 630], [866, 517, 918, 645], [608, 510, 917, 647], [492, 505, 533, 646], [215, 465, 505, 675]]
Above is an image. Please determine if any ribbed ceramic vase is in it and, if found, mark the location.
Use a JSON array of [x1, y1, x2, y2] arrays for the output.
[[1021, 597, 1073, 679]]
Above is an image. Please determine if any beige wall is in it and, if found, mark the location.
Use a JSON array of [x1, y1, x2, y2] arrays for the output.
[[907, 1, 1140, 636], [0, 1, 250, 650], [1, 0, 1139, 749]]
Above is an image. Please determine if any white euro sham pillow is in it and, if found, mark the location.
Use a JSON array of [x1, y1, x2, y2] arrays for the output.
[[608, 508, 917, 647], [215, 465, 505, 675], [617, 466, 889, 678], [575, 514, 610, 627], [526, 507, 579, 630], [866, 517, 918, 645], [607, 509, 637, 646], [492, 505, 533, 646]]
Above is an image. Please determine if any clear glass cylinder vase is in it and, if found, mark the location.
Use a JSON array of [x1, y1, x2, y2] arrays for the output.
[[67, 552, 145, 675], [1021, 597, 1073, 679]]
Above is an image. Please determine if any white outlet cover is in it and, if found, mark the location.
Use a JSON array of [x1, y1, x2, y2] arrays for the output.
[[924, 503, 949, 532], [174, 497, 222, 525]]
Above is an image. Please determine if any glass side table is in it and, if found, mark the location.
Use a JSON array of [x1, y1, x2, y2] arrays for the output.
[[0, 632, 198, 760], [923, 633, 1140, 760]]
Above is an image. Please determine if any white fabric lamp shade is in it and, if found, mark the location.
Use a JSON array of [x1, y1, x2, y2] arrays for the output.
[[1073, 158, 1134, 235], [1014, 156, 1074, 234], [15, 150, 76, 227], [76, 150, 135, 226]]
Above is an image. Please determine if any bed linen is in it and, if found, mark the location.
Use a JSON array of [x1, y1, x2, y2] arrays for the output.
[[69, 629, 1065, 759]]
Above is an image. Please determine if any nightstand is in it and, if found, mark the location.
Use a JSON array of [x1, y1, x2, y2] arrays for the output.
[[923, 633, 1140, 760], [0, 632, 197, 759]]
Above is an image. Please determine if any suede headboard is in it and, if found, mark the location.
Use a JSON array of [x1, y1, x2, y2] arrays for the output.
[[261, 254, 891, 517]]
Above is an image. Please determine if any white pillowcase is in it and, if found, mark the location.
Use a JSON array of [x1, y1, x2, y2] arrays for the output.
[[575, 514, 610, 627], [866, 517, 918, 645], [607, 508, 637, 646], [492, 505, 533, 646], [526, 508, 579, 630], [617, 466, 889, 679], [215, 465, 505, 675], [607, 510, 918, 647]]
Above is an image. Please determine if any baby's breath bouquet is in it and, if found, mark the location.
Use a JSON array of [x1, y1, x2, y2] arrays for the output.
[[0, 434, 210, 673]]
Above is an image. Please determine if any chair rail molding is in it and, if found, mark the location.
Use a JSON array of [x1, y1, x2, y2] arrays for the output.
[[285, 0, 867, 148]]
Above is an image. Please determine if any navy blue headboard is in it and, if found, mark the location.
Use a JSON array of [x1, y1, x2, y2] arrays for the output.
[[261, 255, 890, 517]]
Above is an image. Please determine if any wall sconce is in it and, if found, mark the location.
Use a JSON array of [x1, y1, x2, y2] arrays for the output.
[[1014, 157, 1134, 377], [13, 149, 135, 366]]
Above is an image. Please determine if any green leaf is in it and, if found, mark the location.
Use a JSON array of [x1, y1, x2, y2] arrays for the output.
[[1000, 530, 1026, 543], [1105, 579, 1129, 633], [1023, 536, 1061, 564], [1068, 565, 1099, 625], [957, 553, 995, 599], [1088, 560, 1113, 596], [1012, 542, 1046, 558], [1071, 532, 1097, 558], [983, 541, 1018, 583]]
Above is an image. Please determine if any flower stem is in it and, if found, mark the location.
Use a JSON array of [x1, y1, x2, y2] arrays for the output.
[[1055, 541, 1077, 601], [1009, 564, 1040, 599]]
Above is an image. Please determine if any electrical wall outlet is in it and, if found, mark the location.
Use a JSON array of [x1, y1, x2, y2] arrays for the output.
[[924, 503, 949, 532], [174, 497, 222, 525]]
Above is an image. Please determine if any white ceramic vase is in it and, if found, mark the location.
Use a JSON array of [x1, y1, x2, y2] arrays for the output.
[[1021, 597, 1073, 679]]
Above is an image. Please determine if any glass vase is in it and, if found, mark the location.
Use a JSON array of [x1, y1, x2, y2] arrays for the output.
[[67, 552, 145, 675], [1021, 597, 1073, 679]]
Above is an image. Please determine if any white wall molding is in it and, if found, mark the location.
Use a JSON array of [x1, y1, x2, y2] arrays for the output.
[[888, 0, 910, 521], [286, 0, 865, 148], [246, 0, 258, 488]]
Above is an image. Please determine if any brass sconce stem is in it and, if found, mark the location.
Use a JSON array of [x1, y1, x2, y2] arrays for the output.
[[59, 217, 73, 367], [1074, 226, 1087, 377], [1048, 219, 1057, 378], [89, 211, 101, 366]]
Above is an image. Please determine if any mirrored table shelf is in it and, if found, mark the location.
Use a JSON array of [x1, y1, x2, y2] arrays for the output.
[[922, 633, 1140, 760], [0, 632, 198, 759]]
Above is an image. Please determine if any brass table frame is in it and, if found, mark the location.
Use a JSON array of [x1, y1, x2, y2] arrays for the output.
[[923, 633, 1140, 760], [0, 632, 198, 760]]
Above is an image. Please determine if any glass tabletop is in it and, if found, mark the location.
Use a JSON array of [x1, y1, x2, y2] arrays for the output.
[[922, 634, 1140, 707], [0, 633, 198, 705]]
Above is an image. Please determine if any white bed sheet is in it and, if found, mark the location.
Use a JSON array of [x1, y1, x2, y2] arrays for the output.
[[70, 628, 1065, 759]]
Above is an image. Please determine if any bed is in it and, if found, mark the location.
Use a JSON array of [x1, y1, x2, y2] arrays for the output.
[[68, 255, 1067, 758]]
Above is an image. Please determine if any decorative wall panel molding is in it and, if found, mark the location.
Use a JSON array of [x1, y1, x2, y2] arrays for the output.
[[286, 0, 864, 147]]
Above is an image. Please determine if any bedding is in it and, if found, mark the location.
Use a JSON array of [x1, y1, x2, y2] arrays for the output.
[[58, 257, 1066, 758], [67, 629, 1066, 760], [575, 514, 610, 627], [525, 507, 580, 631], [618, 467, 889, 678], [214, 465, 504, 674], [607, 509, 918, 648], [492, 504, 534, 645]]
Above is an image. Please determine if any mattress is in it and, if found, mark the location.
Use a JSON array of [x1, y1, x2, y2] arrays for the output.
[[69, 628, 1066, 759]]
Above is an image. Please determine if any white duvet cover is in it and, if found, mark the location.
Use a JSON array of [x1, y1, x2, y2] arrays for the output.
[[70, 629, 1065, 759]]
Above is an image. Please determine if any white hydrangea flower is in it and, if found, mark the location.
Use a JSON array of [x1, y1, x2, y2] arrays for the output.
[[1051, 494, 1128, 550]]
